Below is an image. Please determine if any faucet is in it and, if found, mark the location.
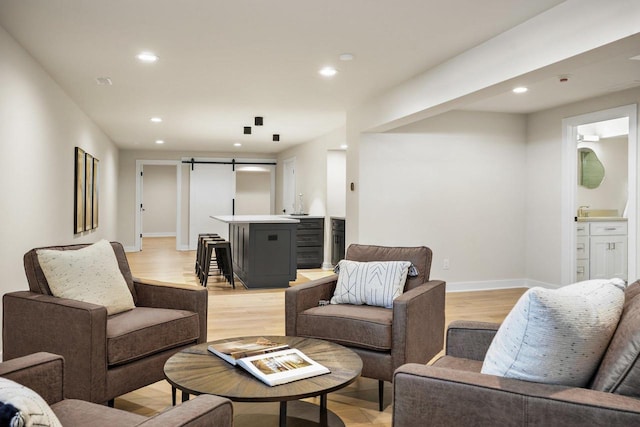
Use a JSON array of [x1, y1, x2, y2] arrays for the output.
[[578, 206, 590, 217]]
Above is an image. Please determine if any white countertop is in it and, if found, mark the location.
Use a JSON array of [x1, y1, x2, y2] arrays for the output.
[[281, 215, 325, 219], [576, 217, 627, 222], [211, 215, 300, 224]]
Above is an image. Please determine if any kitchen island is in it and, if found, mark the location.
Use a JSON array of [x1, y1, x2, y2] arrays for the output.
[[211, 215, 300, 288]]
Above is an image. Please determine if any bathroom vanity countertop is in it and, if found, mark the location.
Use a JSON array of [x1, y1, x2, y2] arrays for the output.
[[576, 217, 628, 222], [211, 215, 300, 224]]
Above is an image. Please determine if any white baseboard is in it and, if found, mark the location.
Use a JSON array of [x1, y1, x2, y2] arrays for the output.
[[321, 262, 334, 270], [124, 246, 138, 253], [177, 244, 190, 251], [142, 232, 177, 237], [446, 278, 558, 293]]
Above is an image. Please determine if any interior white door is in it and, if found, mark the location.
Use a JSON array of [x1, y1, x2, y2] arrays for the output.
[[282, 158, 296, 214], [189, 164, 234, 249]]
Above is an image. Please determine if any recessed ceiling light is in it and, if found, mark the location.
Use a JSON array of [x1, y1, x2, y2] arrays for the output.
[[339, 53, 354, 61], [150, 117, 162, 123], [137, 52, 159, 63], [629, 55, 640, 61], [155, 140, 165, 144], [234, 143, 242, 147], [319, 66, 338, 77], [512, 86, 528, 94], [340, 144, 348, 150]]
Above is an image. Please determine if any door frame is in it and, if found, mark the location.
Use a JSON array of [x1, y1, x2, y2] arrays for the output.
[[135, 160, 182, 251], [561, 104, 638, 284]]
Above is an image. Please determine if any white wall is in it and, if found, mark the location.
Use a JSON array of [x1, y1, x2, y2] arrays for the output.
[[0, 25, 119, 348], [326, 150, 346, 218], [235, 171, 271, 215], [142, 165, 177, 236], [358, 110, 527, 285]]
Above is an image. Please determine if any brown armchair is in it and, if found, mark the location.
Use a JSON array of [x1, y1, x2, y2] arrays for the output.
[[285, 244, 446, 410], [393, 281, 640, 426], [0, 352, 232, 426], [3, 242, 208, 405]]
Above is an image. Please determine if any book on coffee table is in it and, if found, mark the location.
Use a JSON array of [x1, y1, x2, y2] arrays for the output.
[[235, 348, 331, 387], [208, 337, 290, 366]]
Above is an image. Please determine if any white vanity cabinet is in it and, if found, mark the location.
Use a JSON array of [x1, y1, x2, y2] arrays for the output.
[[589, 222, 627, 281], [576, 221, 627, 281]]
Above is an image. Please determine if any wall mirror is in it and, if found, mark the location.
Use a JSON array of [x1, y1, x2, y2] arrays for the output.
[[578, 147, 605, 189]]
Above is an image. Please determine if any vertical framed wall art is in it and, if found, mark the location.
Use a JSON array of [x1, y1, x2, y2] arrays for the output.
[[74, 147, 86, 233], [74, 147, 100, 234], [92, 157, 99, 229], [84, 153, 94, 231]]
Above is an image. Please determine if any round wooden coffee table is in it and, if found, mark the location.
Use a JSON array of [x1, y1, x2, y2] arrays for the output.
[[164, 336, 362, 427]]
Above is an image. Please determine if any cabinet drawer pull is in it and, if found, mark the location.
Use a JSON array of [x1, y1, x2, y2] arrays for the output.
[[604, 227, 617, 231]]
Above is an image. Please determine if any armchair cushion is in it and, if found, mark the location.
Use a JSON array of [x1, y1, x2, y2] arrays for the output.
[[107, 307, 200, 366], [0, 377, 62, 427], [481, 279, 626, 387], [330, 260, 410, 308], [296, 304, 393, 351], [36, 240, 135, 315]]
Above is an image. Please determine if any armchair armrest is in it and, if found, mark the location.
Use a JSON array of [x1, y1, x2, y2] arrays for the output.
[[133, 278, 208, 343], [391, 280, 446, 371], [3, 291, 107, 401], [285, 274, 338, 335], [137, 395, 233, 427], [445, 320, 500, 361], [393, 364, 640, 427], [0, 352, 64, 405]]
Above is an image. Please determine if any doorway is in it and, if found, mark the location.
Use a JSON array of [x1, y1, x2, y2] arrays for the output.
[[135, 160, 182, 252], [561, 104, 638, 284]]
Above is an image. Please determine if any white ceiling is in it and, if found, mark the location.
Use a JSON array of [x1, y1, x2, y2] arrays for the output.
[[5, 0, 636, 154]]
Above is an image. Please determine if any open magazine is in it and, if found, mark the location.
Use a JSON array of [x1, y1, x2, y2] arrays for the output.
[[208, 337, 290, 366], [235, 348, 330, 386]]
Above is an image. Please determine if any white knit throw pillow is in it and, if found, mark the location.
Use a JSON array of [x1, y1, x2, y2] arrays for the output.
[[481, 279, 626, 386], [37, 240, 135, 315]]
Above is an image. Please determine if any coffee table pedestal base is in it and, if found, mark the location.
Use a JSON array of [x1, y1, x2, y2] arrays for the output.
[[233, 400, 344, 427]]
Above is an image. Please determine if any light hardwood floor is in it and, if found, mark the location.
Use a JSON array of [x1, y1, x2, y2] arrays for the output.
[[119, 237, 526, 426]]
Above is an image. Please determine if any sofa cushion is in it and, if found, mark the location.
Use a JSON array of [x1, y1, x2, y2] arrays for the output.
[[590, 280, 640, 397], [296, 304, 392, 351], [52, 399, 145, 426], [0, 377, 62, 427], [481, 279, 626, 387], [107, 307, 200, 366], [36, 239, 135, 315], [331, 260, 410, 308]]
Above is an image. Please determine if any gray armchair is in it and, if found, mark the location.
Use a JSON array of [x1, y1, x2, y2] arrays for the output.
[[0, 352, 232, 427], [3, 242, 208, 405], [393, 281, 640, 426], [285, 244, 446, 410]]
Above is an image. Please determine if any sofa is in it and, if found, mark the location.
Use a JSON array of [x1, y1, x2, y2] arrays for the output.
[[393, 280, 640, 426], [3, 242, 208, 404], [0, 352, 233, 426]]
